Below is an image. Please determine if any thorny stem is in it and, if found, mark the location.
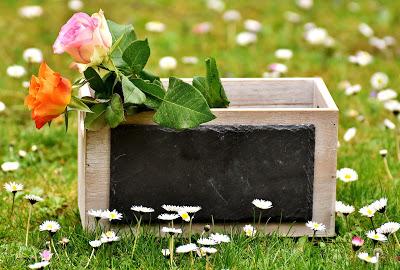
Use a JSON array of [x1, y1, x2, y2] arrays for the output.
[[383, 157, 393, 180], [25, 204, 32, 246], [84, 248, 95, 268]]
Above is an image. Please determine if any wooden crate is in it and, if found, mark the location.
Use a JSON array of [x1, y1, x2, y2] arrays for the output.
[[78, 78, 338, 236]]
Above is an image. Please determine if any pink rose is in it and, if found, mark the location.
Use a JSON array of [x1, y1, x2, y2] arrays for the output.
[[53, 10, 112, 65]]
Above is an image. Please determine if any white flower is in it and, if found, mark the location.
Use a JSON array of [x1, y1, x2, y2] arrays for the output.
[[304, 22, 316, 31], [207, 0, 225, 12], [161, 227, 182, 235], [366, 230, 387, 242], [19, 5, 43, 19], [343, 127, 356, 142], [377, 89, 397, 102], [296, 0, 313, 10], [305, 221, 326, 232], [145, 21, 166, 33], [370, 72, 389, 90], [323, 36, 335, 48], [100, 231, 120, 243], [359, 205, 376, 218], [101, 209, 123, 221], [181, 56, 199, 65], [304, 27, 328, 45], [348, 51, 373, 66], [369, 37, 387, 50], [159, 56, 177, 71], [88, 209, 103, 219], [223, 10, 241, 22], [335, 201, 355, 215], [358, 252, 378, 264], [384, 100, 400, 113], [23, 48, 43, 63], [199, 247, 217, 255], [345, 84, 361, 96], [131, 205, 154, 213], [383, 36, 396, 46], [18, 150, 27, 158], [179, 211, 191, 222], [358, 23, 374, 38], [161, 204, 182, 212], [24, 194, 44, 204], [4, 182, 24, 193], [336, 168, 358, 182], [193, 22, 213, 34], [162, 249, 170, 256], [383, 119, 396, 130], [197, 238, 218, 246], [370, 198, 387, 213], [268, 63, 288, 74], [275, 49, 293, 60], [89, 240, 102, 248], [243, 224, 256, 237], [68, 0, 84, 11], [244, 19, 262, 33], [284, 11, 301, 24], [377, 222, 400, 235], [28, 261, 50, 269], [39, 221, 61, 233], [1, 161, 20, 172], [0, 101, 6, 112], [158, 213, 180, 221], [6, 65, 26, 78], [252, 199, 273, 210], [379, 149, 388, 157], [181, 206, 202, 213], [262, 71, 281, 78], [236, 32, 257, 46], [176, 243, 198, 253], [210, 233, 230, 243]]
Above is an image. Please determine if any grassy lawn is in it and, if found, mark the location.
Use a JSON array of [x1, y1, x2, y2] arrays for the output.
[[0, 0, 400, 269]]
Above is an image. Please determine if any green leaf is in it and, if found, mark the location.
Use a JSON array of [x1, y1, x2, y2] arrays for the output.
[[122, 39, 150, 74], [105, 94, 125, 128], [99, 72, 116, 99], [131, 78, 165, 109], [192, 58, 230, 108], [107, 20, 137, 68], [68, 96, 93, 113], [84, 104, 108, 131], [139, 69, 161, 84], [83, 67, 104, 92], [154, 77, 215, 129], [121, 76, 146, 105], [80, 96, 110, 105], [64, 109, 69, 132]]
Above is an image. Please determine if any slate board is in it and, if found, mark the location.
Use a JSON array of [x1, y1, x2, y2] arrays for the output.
[[110, 124, 315, 223]]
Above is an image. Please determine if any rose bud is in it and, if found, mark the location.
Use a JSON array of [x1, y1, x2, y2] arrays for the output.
[[25, 62, 72, 129], [53, 9, 112, 67]]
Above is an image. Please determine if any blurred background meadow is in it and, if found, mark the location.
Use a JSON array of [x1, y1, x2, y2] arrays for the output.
[[1, 0, 400, 269]]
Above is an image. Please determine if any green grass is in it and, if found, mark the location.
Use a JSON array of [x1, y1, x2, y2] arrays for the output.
[[1, 0, 400, 269]]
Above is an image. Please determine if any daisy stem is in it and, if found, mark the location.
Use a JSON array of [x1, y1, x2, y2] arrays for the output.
[[311, 231, 316, 244], [344, 215, 350, 232], [396, 131, 400, 162], [383, 157, 393, 180], [131, 215, 142, 258], [10, 192, 16, 218], [370, 217, 376, 230], [189, 217, 193, 243], [169, 235, 174, 268], [258, 211, 263, 228], [206, 254, 211, 270], [84, 248, 95, 268], [50, 237, 60, 259], [25, 204, 32, 246]]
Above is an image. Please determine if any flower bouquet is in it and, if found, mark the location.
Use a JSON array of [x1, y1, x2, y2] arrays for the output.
[[25, 10, 229, 130]]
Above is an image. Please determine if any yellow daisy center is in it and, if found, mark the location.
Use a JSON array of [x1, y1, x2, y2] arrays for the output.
[[110, 213, 116, 219], [344, 174, 351, 179]]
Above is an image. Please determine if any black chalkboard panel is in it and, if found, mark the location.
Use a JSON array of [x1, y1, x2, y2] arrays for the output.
[[110, 124, 315, 223]]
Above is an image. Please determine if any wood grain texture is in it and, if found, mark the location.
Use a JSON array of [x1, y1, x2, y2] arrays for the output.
[[78, 78, 338, 236]]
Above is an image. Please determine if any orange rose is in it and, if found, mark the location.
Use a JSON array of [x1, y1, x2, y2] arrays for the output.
[[25, 62, 72, 129]]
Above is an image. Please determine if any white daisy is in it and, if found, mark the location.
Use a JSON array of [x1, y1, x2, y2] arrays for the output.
[[68, 0, 84, 11], [145, 21, 166, 33], [210, 233, 230, 243], [39, 221, 61, 233], [304, 27, 328, 45], [162, 248, 170, 257], [101, 209, 123, 221], [284, 11, 301, 24], [252, 199, 273, 210], [206, 0, 225, 12], [199, 247, 217, 255], [159, 56, 177, 71], [358, 23, 374, 38], [383, 36, 396, 46], [343, 127, 356, 142], [359, 205, 376, 218], [181, 206, 202, 213], [192, 22, 213, 34], [19, 5, 43, 19], [158, 213, 180, 221], [377, 89, 397, 102], [197, 238, 217, 246], [89, 240, 102, 248], [275, 49, 293, 60], [0, 101, 5, 112], [1, 161, 20, 172], [18, 150, 27, 158], [345, 84, 361, 96], [383, 118, 396, 130], [370, 198, 387, 213], [370, 72, 389, 90], [348, 51, 373, 66], [268, 63, 288, 74], [369, 37, 387, 51], [22, 81, 30, 88], [176, 243, 198, 253], [100, 231, 120, 243], [377, 222, 400, 235], [296, 0, 313, 10], [88, 209, 103, 219], [379, 149, 388, 157], [6, 65, 26, 78], [24, 194, 43, 205], [243, 224, 256, 237], [28, 261, 50, 269], [179, 211, 191, 222], [236, 32, 257, 46], [23, 48, 43, 63], [161, 204, 183, 212], [358, 252, 378, 264], [4, 182, 24, 193], [366, 230, 387, 242], [59, 237, 70, 246], [181, 56, 199, 65], [161, 227, 182, 235], [262, 71, 281, 78], [384, 100, 400, 113], [31, 145, 38, 152], [335, 201, 355, 215], [336, 168, 358, 182], [222, 10, 241, 22], [244, 19, 262, 33], [306, 221, 326, 232], [130, 205, 154, 213]]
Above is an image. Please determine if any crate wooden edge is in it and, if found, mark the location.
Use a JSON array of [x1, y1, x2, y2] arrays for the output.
[[78, 78, 338, 237]]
